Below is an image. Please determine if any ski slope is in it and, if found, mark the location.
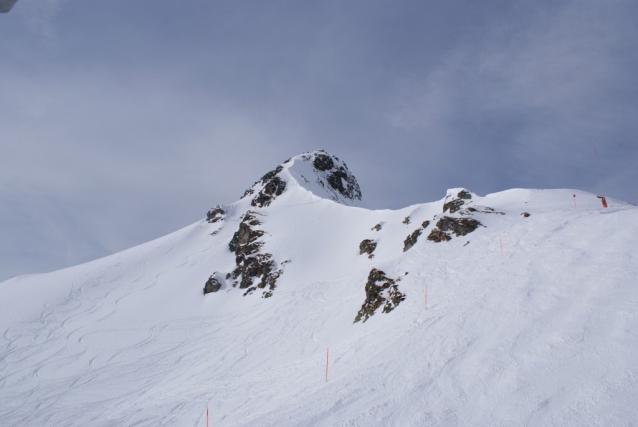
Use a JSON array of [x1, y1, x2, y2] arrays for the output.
[[1, 152, 637, 426]]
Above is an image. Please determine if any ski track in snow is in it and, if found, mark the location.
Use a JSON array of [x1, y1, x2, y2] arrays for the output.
[[1, 187, 637, 426]]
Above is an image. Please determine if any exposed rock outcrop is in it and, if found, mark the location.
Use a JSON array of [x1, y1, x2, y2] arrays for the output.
[[203, 275, 223, 294], [402, 220, 431, 252], [359, 239, 377, 257], [435, 216, 482, 237], [427, 229, 452, 242], [249, 166, 287, 208], [403, 229, 422, 252], [300, 151, 363, 204], [427, 216, 482, 242], [206, 205, 226, 223], [443, 189, 474, 214], [354, 269, 405, 323], [205, 211, 286, 298]]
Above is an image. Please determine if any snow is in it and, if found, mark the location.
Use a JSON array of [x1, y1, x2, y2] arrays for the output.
[[1, 164, 637, 426]]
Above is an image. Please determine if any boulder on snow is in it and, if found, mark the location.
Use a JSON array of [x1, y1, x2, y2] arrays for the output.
[[435, 216, 482, 237], [206, 205, 226, 223], [403, 228, 422, 252], [354, 268, 405, 323], [359, 239, 377, 257], [402, 220, 431, 252], [203, 275, 223, 294], [427, 229, 452, 242], [443, 189, 473, 214]]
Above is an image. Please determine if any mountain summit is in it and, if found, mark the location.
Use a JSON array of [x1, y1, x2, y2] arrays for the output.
[[1, 151, 637, 427], [239, 150, 363, 208]]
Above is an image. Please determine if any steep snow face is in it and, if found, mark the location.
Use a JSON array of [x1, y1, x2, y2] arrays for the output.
[[240, 150, 364, 208], [1, 152, 637, 427]]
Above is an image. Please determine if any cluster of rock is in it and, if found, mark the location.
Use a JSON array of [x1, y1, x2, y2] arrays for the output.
[[303, 151, 363, 204], [403, 220, 430, 252], [206, 205, 226, 223], [203, 211, 286, 298], [354, 269, 406, 323], [400, 190, 503, 249], [242, 165, 288, 208], [427, 216, 481, 242], [359, 239, 377, 258]]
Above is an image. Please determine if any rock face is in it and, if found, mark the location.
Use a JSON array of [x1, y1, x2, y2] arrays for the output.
[[427, 229, 452, 242], [354, 269, 406, 323], [427, 216, 482, 242], [204, 211, 286, 298], [436, 216, 482, 237], [203, 275, 223, 294], [443, 189, 474, 213], [304, 151, 362, 204], [206, 205, 226, 223], [247, 165, 287, 208], [403, 229, 422, 252], [359, 239, 377, 257], [402, 220, 431, 252], [227, 212, 284, 296]]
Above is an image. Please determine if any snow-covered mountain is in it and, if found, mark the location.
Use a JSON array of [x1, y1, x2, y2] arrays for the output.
[[1, 150, 637, 426]]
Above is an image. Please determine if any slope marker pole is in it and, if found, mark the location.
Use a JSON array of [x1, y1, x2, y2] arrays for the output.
[[326, 348, 329, 382], [206, 406, 209, 427], [573, 194, 577, 208], [499, 234, 503, 255]]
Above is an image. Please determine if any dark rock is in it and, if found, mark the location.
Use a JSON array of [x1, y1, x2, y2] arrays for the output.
[[203, 275, 222, 294], [403, 228, 422, 252], [312, 153, 335, 171], [521, 212, 531, 217], [403, 216, 411, 224], [457, 190, 472, 200], [372, 223, 382, 231], [228, 217, 265, 254], [359, 239, 377, 256], [421, 220, 430, 228], [354, 268, 405, 323], [206, 205, 226, 223], [443, 199, 465, 214], [435, 216, 482, 237], [252, 176, 287, 208], [427, 229, 452, 242]]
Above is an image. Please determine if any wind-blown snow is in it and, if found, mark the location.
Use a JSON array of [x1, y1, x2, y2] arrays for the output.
[[1, 160, 637, 426]]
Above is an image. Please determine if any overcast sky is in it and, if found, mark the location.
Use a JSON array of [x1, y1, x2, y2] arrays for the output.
[[1, 0, 637, 280]]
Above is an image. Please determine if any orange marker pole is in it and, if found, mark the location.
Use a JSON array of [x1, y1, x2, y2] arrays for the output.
[[326, 348, 329, 382]]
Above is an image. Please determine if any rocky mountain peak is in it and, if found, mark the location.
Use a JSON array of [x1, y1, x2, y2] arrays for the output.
[[240, 150, 363, 207]]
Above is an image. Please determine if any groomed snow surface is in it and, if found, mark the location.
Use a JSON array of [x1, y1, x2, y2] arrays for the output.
[[1, 183, 637, 426]]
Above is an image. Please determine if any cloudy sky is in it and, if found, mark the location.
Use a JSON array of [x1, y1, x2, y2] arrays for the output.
[[1, 0, 637, 280]]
